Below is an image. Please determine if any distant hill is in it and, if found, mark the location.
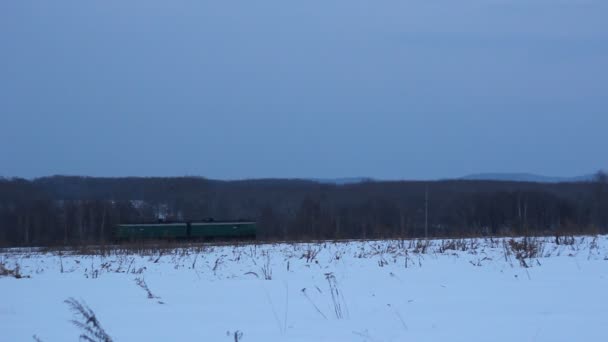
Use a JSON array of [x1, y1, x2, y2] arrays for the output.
[[311, 174, 598, 184], [310, 177, 374, 185], [461, 173, 595, 183]]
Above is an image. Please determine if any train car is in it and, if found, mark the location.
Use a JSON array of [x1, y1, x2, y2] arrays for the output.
[[114, 222, 188, 240], [114, 220, 256, 241], [189, 221, 256, 240]]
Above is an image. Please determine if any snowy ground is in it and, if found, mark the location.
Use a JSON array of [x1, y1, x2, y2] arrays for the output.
[[1, 236, 608, 342]]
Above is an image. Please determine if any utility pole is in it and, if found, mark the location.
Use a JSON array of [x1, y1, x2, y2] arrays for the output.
[[425, 185, 429, 240]]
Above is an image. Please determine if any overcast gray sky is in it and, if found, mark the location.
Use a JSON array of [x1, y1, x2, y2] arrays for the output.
[[1, 0, 606, 180]]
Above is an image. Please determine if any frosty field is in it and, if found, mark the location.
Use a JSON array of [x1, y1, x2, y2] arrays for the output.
[[1, 236, 607, 342]]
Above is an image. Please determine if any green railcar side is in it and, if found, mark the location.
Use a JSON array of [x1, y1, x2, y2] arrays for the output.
[[190, 222, 256, 239], [115, 223, 188, 240]]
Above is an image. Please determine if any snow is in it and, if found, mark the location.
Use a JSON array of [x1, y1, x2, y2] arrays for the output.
[[1, 236, 608, 342]]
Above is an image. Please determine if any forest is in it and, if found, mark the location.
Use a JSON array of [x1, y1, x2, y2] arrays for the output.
[[1, 173, 607, 246]]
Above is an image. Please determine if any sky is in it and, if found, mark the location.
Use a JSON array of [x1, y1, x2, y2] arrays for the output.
[[1, 0, 607, 180]]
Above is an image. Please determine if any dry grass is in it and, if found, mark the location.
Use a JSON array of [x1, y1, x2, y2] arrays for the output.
[[0, 262, 27, 279], [507, 238, 543, 267], [261, 254, 273, 280], [65, 298, 113, 342], [325, 272, 348, 319], [2, 235, 604, 284], [227, 330, 243, 342], [301, 245, 321, 263]]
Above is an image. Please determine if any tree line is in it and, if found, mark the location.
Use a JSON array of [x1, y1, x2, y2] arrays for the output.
[[0, 173, 607, 246]]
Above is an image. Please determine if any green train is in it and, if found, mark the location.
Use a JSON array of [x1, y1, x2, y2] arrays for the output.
[[114, 220, 256, 241]]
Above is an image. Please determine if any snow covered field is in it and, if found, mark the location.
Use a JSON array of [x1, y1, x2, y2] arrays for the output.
[[1, 236, 608, 342]]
